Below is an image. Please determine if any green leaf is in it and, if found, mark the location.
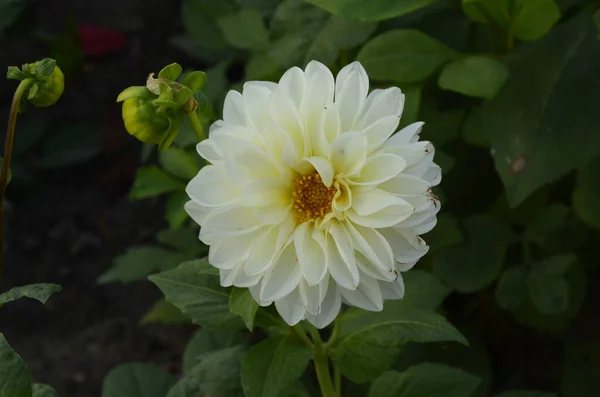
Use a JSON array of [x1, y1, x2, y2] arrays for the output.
[[573, 155, 600, 230], [495, 391, 557, 397], [155, 227, 203, 253], [168, 346, 246, 397], [159, 148, 200, 180], [461, 107, 489, 148], [306, 0, 439, 21], [528, 275, 569, 314], [369, 363, 481, 397], [32, 384, 58, 397], [149, 259, 243, 329], [561, 339, 600, 397], [0, 283, 61, 305], [331, 309, 468, 383], [433, 215, 514, 293], [181, 0, 236, 51], [495, 267, 528, 310], [217, 9, 270, 50], [129, 166, 185, 199], [245, 52, 282, 80], [229, 287, 259, 331], [304, 15, 376, 66], [101, 363, 177, 397], [531, 254, 576, 277], [524, 204, 587, 253], [98, 246, 193, 284], [31, 124, 102, 168], [183, 329, 246, 374], [0, 334, 32, 397], [480, 14, 600, 206], [165, 191, 191, 230], [425, 214, 464, 254], [399, 85, 422, 129], [158, 63, 183, 80], [358, 29, 459, 85], [241, 336, 312, 397], [140, 299, 191, 325], [462, 0, 560, 41], [438, 56, 509, 100], [392, 270, 451, 310], [181, 71, 207, 92]]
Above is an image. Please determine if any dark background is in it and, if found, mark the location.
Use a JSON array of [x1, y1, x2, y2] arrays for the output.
[[0, 0, 197, 395]]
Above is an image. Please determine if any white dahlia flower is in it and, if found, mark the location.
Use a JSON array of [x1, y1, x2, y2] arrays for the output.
[[185, 61, 441, 328]]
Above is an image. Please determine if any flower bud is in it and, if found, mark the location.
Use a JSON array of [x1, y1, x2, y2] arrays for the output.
[[7, 58, 64, 107]]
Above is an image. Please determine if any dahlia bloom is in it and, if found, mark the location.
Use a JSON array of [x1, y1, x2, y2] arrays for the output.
[[185, 61, 441, 328]]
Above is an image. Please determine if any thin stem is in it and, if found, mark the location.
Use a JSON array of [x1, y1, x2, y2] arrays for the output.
[[334, 366, 342, 397], [0, 78, 34, 281], [325, 316, 342, 352], [188, 110, 205, 142], [291, 324, 314, 349], [308, 324, 337, 397], [506, 33, 515, 52]]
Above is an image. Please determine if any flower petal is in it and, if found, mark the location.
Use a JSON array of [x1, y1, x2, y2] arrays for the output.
[[379, 227, 429, 264], [305, 280, 341, 329], [260, 242, 302, 302], [378, 174, 431, 197], [294, 223, 327, 285], [356, 87, 405, 130], [299, 156, 334, 186], [340, 275, 383, 311], [361, 116, 400, 153], [379, 275, 405, 300], [326, 222, 359, 289], [350, 153, 406, 186], [346, 222, 395, 280], [385, 122, 424, 146], [209, 227, 268, 270], [187, 165, 241, 207], [223, 90, 250, 127], [196, 139, 223, 163], [348, 189, 414, 228], [244, 226, 281, 276], [301, 61, 335, 134], [335, 62, 369, 132], [220, 264, 262, 288], [202, 204, 262, 235], [278, 66, 306, 109], [275, 287, 305, 326], [299, 276, 329, 315], [243, 81, 276, 131], [329, 131, 367, 177]]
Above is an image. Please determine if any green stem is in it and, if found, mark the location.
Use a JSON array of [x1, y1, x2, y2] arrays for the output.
[[334, 366, 342, 397], [308, 324, 337, 397], [506, 33, 514, 52], [0, 78, 34, 281], [188, 110, 205, 142], [291, 324, 314, 349], [325, 316, 342, 352]]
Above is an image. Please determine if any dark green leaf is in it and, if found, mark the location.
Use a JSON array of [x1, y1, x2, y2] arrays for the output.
[[531, 254, 576, 277], [331, 309, 467, 383], [573, 155, 600, 230], [392, 270, 451, 310], [31, 124, 102, 168], [425, 214, 464, 253], [159, 148, 200, 180], [241, 336, 312, 397], [358, 29, 459, 84], [0, 283, 61, 305], [168, 346, 245, 397], [0, 334, 32, 397], [495, 267, 528, 310], [481, 14, 600, 206], [181, 71, 207, 92], [32, 384, 58, 397], [525, 204, 587, 253], [181, 0, 236, 51], [495, 391, 557, 397], [528, 275, 569, 314], [421, 107, 466, 147], [229, 287, 259, 331], [438, 56, 509, 100], [149, 259, 243, 329], [399, 85, 422, 128], [129, 166, 185, 199], [217, 9, 270, 50], [183, 329, 246, 374], [306, 0, 439, 21], [140, 299, 191, 325], [101, 363, 177, 397], [369, 363, 481, 397], [98, 246, 194, 284], [155, 227, 203, 254], [433, 215, 514, 293]]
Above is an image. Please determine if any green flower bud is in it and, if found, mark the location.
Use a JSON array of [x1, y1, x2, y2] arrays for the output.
[[6, 58, 64, 108], [116, 63, 208, 150]]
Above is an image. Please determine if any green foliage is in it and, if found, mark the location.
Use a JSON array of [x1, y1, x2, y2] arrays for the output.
[[306, 0, 438, 21], [230, 287, 260, 331], [331, 309, 467, 383], [32, 384, 58, 397], [149, 259, 244, 329], [241, 336, 312, 397], [129, 166, 185, 199], [0, 334, 31, 397], [140, 299, 191, 325], [438, 56, 509, 100], [369, 363, 481, 397], [182, 328, 246, 374], [0, 283, 61, 306], [218, 9, 270, 50], [101, 363, 177, 397], [494, 392, 557, 397]]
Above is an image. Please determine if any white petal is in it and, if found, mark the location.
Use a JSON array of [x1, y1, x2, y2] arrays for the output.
[[275, 287, 305, 326], [305, 281, 341, 329], [243, 178, 289, 207], [331, 179, 352, 213], [184, 200, 210, 226], [196, 139, 222, 163], [385, 122, 424, 146], [243, 81, 275, 131], [412, 215, 438, 235], [340, 275, 383, 311], [327, 222, 359, 289], [329, 131, 367, 178], [379, 227, 429, 264], [223, 90, 250, 127], [301, 61, 335, 134], [346, 222, 395, 280], [335, 62, 369, 132], [356, 88, 404, 130], [350, 153, 406, 186], [299, 156, 334, 186], [361, 116, 400, 153], [202, 205, 261, 235], [186, 165, 241, 207], [294, 223, 327, 285], [209, 227, 267, 270], [378, 174, 431, 197], [244, 226, 281, 276], [422, 163, 442, 186], [278, 66, 306, 109], [220, 264, 262, 288], [379, 275, 405, 300], [314, 105, 340, 157], [249, 283, 271, 307], [267, 87, 307, 157], [348, 189, 414, 228], [299, 276, 329, 315], [260, 242, 302, 302]]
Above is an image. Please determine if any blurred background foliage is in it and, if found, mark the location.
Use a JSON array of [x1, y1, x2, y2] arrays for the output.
[[1, 0, 600, 396]]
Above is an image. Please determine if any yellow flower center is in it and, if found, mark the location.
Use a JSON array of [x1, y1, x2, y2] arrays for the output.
[[292, 173, 337, 224]]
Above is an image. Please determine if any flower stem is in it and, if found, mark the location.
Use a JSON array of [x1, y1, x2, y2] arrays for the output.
[[0, 78, 34, 281], [188, 110, 205, 142], [334, 366, 342, 397], [291, 324, 314, 349], [308, 324, 337, 397]]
